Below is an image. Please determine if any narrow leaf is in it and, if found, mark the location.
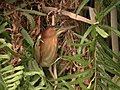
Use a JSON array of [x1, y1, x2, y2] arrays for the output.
[[62, 80, 75, 90], [21, 28, 34, 47], [98, 0, 120, 21], [0, 22, 8, 33], [52, 68, 93, 81], [101, 25, 120, 38], [76, 0, 90, 15], [18, 8, 46, 16], [22, 12, 35, 29], [96, 26, 109, 38]]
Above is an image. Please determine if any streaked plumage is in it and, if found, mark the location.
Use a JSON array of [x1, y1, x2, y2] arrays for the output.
[[35, 26, 75, 67], [35, 27, 57, 67]]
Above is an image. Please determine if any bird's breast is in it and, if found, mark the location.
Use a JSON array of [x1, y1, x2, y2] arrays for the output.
[[40, 35, 58, 67]]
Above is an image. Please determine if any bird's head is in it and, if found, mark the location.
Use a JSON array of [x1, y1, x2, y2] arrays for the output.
[[40, 25, 76, 39]]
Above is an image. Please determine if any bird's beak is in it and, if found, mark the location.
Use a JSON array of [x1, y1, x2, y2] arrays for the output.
[[55, 26, 76, 36]]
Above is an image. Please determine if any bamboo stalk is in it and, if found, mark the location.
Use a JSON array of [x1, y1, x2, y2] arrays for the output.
[[111, 7, 119, 62]]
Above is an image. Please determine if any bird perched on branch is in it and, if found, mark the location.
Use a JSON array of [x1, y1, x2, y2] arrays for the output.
[[35, 26, 75, 67]]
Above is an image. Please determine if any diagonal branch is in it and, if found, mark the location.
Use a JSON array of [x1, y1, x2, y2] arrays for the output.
[[43, 6, 96, 24]]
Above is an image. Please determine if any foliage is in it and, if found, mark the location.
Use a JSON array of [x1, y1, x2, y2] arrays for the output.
[[0, 0, 120, 90]]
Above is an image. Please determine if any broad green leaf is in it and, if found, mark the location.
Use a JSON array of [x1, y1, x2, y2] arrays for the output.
[[95, 26, 109, 38], [21, 28, 34, 47]]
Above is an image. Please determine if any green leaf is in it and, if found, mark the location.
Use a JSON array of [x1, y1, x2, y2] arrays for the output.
[[97, 80, 109, 90], [18, 8, 46, 16], [78, 25, 93, 53], [21, 28, 34, 48], [7, 80, 20, 88], [0, 43, 12, 49], [95, 26, 109, 38], [63, 55, 90, 66], [52, 67, 93, 81], [5, 76, 22, 83], [97, 36, 119, 59], [76, 0, 90, 15], [100, 76, 120, 89], [0, 54, 10, 60], [0, 22, 8, 33], [66, 38, 95, 47], [73, 32, 89, 42], [7, 0, 17, 4], [72, 0, 78, 4], [4, 71, 23, 80], [97, 0, 120, 21], [91, 28, 97, 38], [65, 72, 93, 85], [22, 12, 35, 29], [112, 76, 120, 87], [0, 74, 7, 90], [101, 25, 120, 38], [62, 80, 75, 90], [0, 65, 13, 73], [23, 60, 46, 90]]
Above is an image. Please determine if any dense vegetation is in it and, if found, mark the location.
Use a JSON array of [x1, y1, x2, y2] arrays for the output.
[[0, 0, 120, 90]]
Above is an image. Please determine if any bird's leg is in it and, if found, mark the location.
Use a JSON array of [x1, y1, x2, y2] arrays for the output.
[[48, 64, 58, 79], [53, 63, 58, 90], [48, 63, 58, 89], [49, 66, 54, 78]]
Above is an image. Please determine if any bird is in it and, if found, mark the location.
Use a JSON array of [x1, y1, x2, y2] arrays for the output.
[[35, 26, 75, 67], [35, 27, 58, 67]]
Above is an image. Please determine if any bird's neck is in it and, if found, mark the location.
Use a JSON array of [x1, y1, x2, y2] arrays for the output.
[[41, 28, 57, 38]]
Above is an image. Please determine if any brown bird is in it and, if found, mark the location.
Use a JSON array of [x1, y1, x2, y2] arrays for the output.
[[35, 26, 75, 67], [35, 27, 57, 67]]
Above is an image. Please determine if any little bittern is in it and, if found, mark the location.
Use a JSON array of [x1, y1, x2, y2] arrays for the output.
[[35, 26, 75, 67], [35, 27, 57, 67]]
